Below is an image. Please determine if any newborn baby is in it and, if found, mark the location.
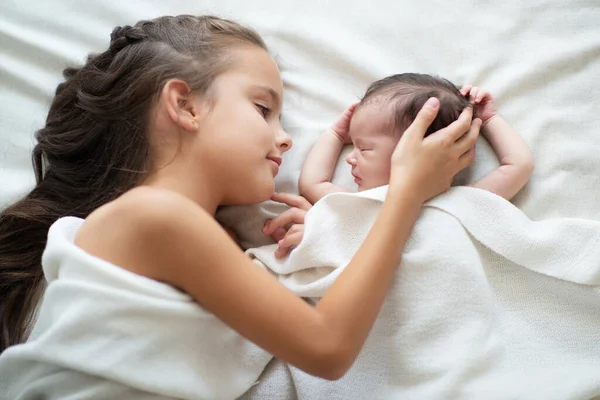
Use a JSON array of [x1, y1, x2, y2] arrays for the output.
[[300, 73, 534, 203]]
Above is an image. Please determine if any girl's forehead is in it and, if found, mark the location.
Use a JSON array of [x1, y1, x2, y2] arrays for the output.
[[227, 46, 283, 91]]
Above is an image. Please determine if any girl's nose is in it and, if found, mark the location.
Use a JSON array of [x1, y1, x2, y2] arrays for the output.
[[276, 128, 293, 153]]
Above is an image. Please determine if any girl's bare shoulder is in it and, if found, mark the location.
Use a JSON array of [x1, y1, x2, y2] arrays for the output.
[[75, 186, 223, 279]]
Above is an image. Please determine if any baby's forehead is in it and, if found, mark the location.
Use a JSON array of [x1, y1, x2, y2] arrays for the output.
[[349, 102, 396, 138]]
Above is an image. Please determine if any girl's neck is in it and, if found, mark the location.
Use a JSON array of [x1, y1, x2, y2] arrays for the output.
[[142, 171, 221, 217]]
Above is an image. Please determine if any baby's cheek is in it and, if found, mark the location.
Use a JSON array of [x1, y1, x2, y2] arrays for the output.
[[382, 157, 393, 179], [371, 159, 392, 185]]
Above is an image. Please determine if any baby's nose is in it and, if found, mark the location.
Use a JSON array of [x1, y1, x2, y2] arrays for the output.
[[345, 150, 357, 165]]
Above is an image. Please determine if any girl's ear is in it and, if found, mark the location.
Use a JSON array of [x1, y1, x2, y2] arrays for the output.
[[161, 79, 202, 132]]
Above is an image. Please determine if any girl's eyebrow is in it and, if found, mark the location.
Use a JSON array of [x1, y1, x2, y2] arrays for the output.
[[253, 85, 281, 108]]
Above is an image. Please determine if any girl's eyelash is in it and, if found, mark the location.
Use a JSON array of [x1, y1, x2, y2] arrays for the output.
[[256, 104, 270, 118]]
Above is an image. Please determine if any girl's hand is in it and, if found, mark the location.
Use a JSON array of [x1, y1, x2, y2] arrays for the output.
[[390, 97, 481, 202], [263, 193, 312, 258]]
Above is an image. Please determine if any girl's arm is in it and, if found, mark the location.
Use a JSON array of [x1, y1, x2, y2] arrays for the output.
[[79, 99, 479, 381], [461, 86, 534, 200], [299, 103, 357, 204]]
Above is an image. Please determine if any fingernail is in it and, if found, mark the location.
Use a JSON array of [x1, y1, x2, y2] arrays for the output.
[[425, 97, 439, 109], [278, 239, 284, 245]]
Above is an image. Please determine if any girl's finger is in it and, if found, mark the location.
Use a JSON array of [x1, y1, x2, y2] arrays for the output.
[[431, 105, 473, 144], [455, 118, 481, 156], [275, 230, 304, 259], [402, 97, 440, 140], [270, 227, 287, 242], [270, 192, 312, 210], [262, 208, 307, 235]]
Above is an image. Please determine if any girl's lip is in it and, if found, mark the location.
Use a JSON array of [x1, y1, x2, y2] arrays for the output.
[[267, 156, 282, 166], [269, 159, 280, 176]]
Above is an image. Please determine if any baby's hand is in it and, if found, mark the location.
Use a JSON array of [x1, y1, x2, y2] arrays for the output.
[[330, 101, 359, 144], [460, 85, 497, 124]]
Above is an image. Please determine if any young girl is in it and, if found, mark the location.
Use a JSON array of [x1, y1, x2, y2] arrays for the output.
[[300, 73, 534, 204], [0, 14, 479, 393]]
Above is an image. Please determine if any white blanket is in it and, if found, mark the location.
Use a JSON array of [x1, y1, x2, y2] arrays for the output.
[[2, 189, 598, 400], [0, 217, 272, 400], [245, 186, 600, 400]]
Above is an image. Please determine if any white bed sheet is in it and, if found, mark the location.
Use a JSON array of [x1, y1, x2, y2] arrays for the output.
[[1, 0, 600, 398]]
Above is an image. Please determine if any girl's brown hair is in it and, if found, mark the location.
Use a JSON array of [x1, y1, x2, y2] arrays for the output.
[[0, 15, 267, 353]]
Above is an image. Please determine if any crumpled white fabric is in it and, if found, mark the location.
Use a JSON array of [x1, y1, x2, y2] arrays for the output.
[[0, 217, 272, 400], [246, 186, 600, 400]]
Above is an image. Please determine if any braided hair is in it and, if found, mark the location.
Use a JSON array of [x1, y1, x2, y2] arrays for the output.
[[0, 15, 267, 352]]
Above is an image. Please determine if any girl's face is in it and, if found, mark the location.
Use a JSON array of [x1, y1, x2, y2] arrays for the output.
[[193, 46, 292, 205]]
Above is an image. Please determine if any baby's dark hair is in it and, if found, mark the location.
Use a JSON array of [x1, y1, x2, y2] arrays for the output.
[[358, 73, 473, 137]]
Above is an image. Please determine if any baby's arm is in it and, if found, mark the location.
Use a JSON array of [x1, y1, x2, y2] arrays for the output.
[[461, 86, 534, 200], [299, 103, 357, 204]]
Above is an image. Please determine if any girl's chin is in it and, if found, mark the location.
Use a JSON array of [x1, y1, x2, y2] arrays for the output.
[[248, 181, 276, 204], [220, 180, 274, 206]]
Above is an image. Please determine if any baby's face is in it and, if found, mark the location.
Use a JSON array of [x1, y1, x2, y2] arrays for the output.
[[346, 104, 399, 191]]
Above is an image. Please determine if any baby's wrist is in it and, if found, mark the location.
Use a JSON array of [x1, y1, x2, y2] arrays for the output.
[[482, 114, 500, 127], [327, 128, 347, 144]]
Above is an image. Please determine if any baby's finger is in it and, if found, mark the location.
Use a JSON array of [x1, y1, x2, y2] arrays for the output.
[[470, 87, 480, 102], [270, 192, 312, 210], [460, 85, 472, 96], [476, 90, 488, 103], [346, 101, 360, 114]]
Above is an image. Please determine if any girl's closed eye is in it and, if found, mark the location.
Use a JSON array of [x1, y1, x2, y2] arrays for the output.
[[256, 104, 270, 119]]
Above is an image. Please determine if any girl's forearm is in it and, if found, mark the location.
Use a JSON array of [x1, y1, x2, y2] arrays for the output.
[[313, 186, 422, 377]]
